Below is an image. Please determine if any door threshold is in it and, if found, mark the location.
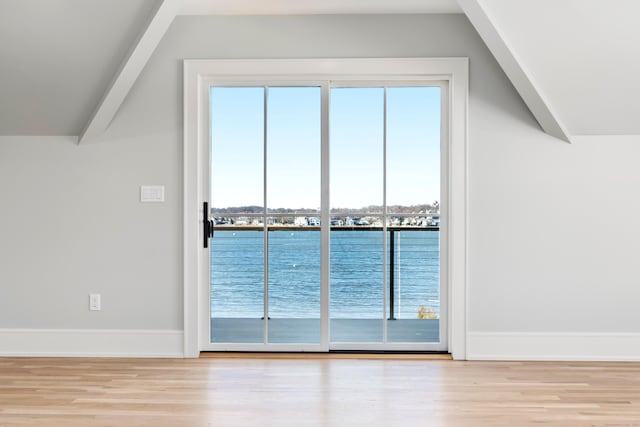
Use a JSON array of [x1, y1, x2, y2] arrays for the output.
[[199, 351, 452, 360]]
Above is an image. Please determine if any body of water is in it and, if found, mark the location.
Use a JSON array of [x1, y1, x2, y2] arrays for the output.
[[211, 229, 439, 319]]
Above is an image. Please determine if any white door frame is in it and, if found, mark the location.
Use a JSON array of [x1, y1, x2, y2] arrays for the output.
[[183, 58, 469, 358]]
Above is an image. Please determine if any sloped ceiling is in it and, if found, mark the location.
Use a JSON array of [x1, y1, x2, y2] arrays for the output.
[[1, 0, 638, 139], [0, 0, 159, 135], [477, 0, 640, 136]]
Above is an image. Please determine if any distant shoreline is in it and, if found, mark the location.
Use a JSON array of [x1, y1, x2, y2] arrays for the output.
[[213, 225, 440, 231]]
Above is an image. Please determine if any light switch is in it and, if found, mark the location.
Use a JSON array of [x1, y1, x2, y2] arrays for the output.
[[140, 185, 165, 202], [89, 294, 101, 311]]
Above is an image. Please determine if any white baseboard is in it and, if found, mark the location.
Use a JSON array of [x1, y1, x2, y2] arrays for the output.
[[468, 332, 640, 361], [0, 328, 184, 358]]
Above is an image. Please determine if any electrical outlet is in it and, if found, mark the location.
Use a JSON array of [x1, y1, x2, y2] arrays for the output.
[[89, 294, 101, 311]]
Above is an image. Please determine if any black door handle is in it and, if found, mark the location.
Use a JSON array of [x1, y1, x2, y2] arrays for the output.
[[203, 202, 214, 248]]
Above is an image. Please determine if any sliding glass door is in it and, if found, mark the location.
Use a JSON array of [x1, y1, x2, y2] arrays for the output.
[[209, 85, 323, 349], [205, 82, 446, 351], [329, 86, 443, 349]]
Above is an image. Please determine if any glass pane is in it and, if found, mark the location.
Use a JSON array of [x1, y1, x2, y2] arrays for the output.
[[330, 229, 384, 343], [387, 230, 440, 343], [210, 230, 264, 343], [267, 87, 321, 214], [267, 87, 321, 344], [330, 88, 384, 214], [210, 87, 264, 214], [387, 87, 440, 217], [210, 87, 265, 343], [386, 87, 441, 343], [330, 88, 384, 343], [268, 230, 321, 343]]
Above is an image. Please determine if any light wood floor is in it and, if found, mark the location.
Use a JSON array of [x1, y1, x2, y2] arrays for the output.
[[1, 357, 640, 427]]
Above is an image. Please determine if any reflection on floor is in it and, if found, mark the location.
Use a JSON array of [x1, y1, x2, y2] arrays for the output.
[[5, 358, 640, 426], [210, 318, 439, 343]]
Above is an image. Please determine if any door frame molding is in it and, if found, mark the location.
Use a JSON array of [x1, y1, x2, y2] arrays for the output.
[[183, 58, 469, 359]]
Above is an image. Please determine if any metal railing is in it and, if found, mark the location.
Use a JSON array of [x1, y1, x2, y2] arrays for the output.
[[210, 225, 439, 320]]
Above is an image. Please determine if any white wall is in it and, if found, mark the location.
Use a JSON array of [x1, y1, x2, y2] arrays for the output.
[[2, 14, 639, 358], [469, 128, 640, 359], [0, 134, 182, 329], [0, 134, 183, 356]]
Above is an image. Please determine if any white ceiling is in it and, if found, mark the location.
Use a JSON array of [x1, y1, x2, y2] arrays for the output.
[[480, 0, 640, 135], [0, 0, 157, 135], [1, 0, 639, 138], [179, 0, 462, 15]]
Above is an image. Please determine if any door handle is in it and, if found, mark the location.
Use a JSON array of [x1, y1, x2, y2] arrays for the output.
[[203, 201, 214, 248]]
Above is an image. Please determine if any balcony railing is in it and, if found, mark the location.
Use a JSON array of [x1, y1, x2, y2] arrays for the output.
[[210, 225, 439, 319]]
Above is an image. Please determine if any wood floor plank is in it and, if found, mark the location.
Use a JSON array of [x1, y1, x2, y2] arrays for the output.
[[1, 357, 640, 426]]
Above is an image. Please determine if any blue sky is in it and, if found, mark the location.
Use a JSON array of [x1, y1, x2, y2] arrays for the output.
[[210, 86, 440, 211]]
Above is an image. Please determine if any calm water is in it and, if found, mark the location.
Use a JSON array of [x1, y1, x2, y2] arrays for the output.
[[211, 230, 439, 318]]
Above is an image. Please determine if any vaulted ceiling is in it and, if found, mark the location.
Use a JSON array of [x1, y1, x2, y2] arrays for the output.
[[476, 0, 640, 136], [0, 0, 637, 141], [0, 0, 158, 136]]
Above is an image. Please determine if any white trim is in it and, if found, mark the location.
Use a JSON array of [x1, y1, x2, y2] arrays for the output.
[[468, 332, 640, 361], [320, 82, 331, 351], [0, 329, 183, 358], [79, 0, 181, 143], [330, 342, 446, 352], [438, 81, 450, 353], [446, 59, 469, 360], [263, 86, 269, 344], [201, 343, 326, 352], [183, 61, 199, 358], [382, 87, 388, 344], [184, 58, 469, 359], [458, 0, 571, 143], [183, 58, 468, 79], [199, 79, 213, 351]]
